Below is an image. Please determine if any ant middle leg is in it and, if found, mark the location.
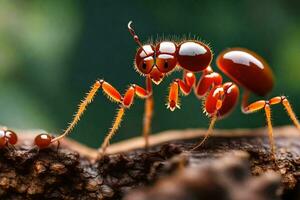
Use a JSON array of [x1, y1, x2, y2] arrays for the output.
[[192, 82, 239, 150], [167, 71, 196, 111], [167, 67, 223, 111], [166, 70, 236, 151]]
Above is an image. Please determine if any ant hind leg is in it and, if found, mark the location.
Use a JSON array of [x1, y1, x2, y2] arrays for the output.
[[281, 97, 300, 130], [264, 104, 275, 160], [242, 93, 300, 160]]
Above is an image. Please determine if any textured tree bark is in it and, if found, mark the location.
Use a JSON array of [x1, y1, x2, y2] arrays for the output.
[[0, 126, 300, 200]]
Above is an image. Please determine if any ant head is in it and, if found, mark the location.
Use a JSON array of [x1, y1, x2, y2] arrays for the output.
[[128, 21, 177, 85], [134, 43, 177, 85]]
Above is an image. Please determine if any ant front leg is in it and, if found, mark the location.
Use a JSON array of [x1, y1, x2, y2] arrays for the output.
[[143, 77, 153, 149], [99, 81, 151, 155], [52, 79, 150, 156], [52, 80, 103, 143], [241, 91, 300, 159]]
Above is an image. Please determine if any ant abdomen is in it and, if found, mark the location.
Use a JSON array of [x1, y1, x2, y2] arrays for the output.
[[217, 48, 274, 96]]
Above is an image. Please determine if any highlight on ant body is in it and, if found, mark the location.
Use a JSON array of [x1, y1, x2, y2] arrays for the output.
[[42, 21, 299, 159]]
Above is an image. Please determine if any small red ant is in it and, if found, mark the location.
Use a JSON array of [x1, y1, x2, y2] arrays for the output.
[[0, 128, 56, 150], [0, 128, 54, 150], [37, 21, 299, 159], [34, 133, 54, 149], [0, 129, 18, 148]]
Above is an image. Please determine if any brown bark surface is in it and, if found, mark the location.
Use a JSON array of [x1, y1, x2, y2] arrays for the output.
[[0, 126, 300, 200]]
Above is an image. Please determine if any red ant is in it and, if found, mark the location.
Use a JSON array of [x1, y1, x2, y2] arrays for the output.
[[0, 127, 53, 150], [33, 21, 299, 159], [0, 128, 55, 150], [0, 128, 18, 148], [34, 133, 55, 149]]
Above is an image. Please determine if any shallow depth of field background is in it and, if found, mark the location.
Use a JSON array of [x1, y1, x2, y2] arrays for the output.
[[0, 0, 299, 147]]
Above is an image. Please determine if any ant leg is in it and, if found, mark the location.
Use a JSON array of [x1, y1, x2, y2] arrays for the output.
[[99, 106, 125, 156], [194, 67, 223, 98], [242, 92, 300, 159], [192, 82, 239, 150], [242, 93, 275, 158], [52, 80, 102, 143], [98, 83, 151, 156], [142, 77, 153, 149], [167, 68, 221, 111], [167, 81, 181, 111], [282, 97, 300, 130], [55, 140, 61, 152], [265, 104, 275, 159], [192, 114, 218, 151], [192, 84, 225, 151], [190, 68, 223, 150], [143, 96, 153, 149], [167, 71, 196, 111], [53, 80, 150, 146]]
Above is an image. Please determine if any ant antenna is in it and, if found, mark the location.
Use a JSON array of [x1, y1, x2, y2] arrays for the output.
[[128, 21, 149, 56]]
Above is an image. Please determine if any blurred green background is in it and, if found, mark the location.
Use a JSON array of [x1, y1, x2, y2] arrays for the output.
[[0, 0, 299, 148]]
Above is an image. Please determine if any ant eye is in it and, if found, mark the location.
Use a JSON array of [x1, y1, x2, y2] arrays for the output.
[[164, 61, 169, 69], [156, 54, 177, 73], [136, 56, 154, 74], [134, 45, 155, 75], [142, 62, 147, 69]]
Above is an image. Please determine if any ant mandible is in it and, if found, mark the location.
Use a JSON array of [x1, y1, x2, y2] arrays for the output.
[[37, 21, 299, 159]]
